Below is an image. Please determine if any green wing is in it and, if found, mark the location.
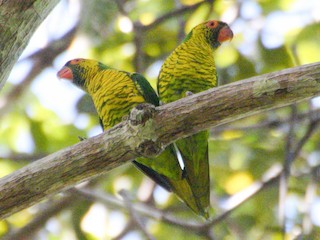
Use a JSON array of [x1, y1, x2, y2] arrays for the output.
[[130, 72, 209, 217], [129, 73, 183, 179], [130, 73, 159, 106], [65, 60, 209, 217]]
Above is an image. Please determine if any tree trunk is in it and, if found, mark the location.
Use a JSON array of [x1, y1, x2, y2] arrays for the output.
[[0, 0, 59, 90]]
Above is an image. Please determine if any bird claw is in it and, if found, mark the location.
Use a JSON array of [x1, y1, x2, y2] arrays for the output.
[[78, 136, 87, 141], [129, 103, 156, 126], [122, 115, 129, 121], [185, 91, 194, 97]]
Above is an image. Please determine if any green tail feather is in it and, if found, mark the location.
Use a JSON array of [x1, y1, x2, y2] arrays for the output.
[[175, 131, 210, 217]]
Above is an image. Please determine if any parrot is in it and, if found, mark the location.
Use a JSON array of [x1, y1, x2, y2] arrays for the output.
[[157, 20, 233, 215], [57, 58, 209, 217]]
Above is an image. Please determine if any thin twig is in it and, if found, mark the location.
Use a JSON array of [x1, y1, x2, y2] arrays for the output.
[[114, 0, 129, 15], [141, 1, 208, 31], [203, 164, 282, 230], [72, 164, 283, 234], [132, 23, 144, 72], [112, 219, 135, 240], [292, 120, 320, 159], [279, 105, 298, 233], [119, 190, 155, 240], [174, 0, 187, 44], [2, 180, 98, 240], [280, 105, 320, 237], [2, 195, 76, 240], [115, 0, 209, 72], [284, 105, 298, 175], [211, 107, 320, 135]]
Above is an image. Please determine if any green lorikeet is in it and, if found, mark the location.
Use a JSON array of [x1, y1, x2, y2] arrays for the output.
[[57, 58, 208, 217], [157, 20, 233, 216]]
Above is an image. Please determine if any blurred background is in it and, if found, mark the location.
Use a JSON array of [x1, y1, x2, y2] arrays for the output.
[[1, 0, 320, 239]]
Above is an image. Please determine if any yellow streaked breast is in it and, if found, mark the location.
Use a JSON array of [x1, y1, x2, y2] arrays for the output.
[[87, 69, 146, 130]]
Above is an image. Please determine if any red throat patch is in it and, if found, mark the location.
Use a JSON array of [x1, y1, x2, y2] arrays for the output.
[[57, 66, 73, 80]]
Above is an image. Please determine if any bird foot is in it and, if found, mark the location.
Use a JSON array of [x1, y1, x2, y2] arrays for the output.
[[129, 103, 156, 126], [185, 91, 194, 97], [122, 115, 129, 121], [78, 136, 87, 141]]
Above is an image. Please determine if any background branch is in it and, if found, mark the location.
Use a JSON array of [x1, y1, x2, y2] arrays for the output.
[[119, 190, 155, 240], [116, 0, 208, 72], [0, 26, 77, 118], [2, 195, 76, 240], [0, 62, 320, 219], [211, 107, 320, 134]]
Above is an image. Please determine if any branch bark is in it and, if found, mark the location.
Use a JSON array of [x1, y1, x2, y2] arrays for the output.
[[0, 0, 59, 90], [0, 62, 320, 219]]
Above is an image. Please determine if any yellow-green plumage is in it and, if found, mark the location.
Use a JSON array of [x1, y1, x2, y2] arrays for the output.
[[58, 58, 209, 217], [85, 69, 146, 129], [59, 59, 180, 179], [158, 20, 233, 217], [158, 36, 217, 101]]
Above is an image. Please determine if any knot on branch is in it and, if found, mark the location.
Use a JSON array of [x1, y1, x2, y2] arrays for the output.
[[136, 140, 162, 158], [128, 103, 162, 158], [129, 103, 156, 126]]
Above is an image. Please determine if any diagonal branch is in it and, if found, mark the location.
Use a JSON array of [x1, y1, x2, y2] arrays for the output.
[[119, 190, 155, 240], [140, 1, 208, 31], [118, 0, 208, 72], [71, 163, 282, 234], [0, 62, 320, 219], [279, 105, 298, 229], [2, 195, 76, 240]]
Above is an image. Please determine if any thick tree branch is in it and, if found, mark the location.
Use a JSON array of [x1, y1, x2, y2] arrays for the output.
[[154, 62, 320, 144], [0, 62, 320, 219], [0, 0, 59, 91]]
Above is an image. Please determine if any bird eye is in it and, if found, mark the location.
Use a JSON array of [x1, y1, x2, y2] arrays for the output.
[[70, 59, 83, 65], [206, 21, 218, 29]]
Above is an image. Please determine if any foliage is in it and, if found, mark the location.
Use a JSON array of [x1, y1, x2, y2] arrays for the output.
[[1, 0, 320, 239]]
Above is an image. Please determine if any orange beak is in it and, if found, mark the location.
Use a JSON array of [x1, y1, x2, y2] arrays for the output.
[[217, 25, 233, 43], [57, 66, 73, 80]]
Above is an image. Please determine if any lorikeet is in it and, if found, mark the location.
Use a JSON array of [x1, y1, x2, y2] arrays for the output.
[[157, 20, 233, 215], [57, 58, 208, 217]]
